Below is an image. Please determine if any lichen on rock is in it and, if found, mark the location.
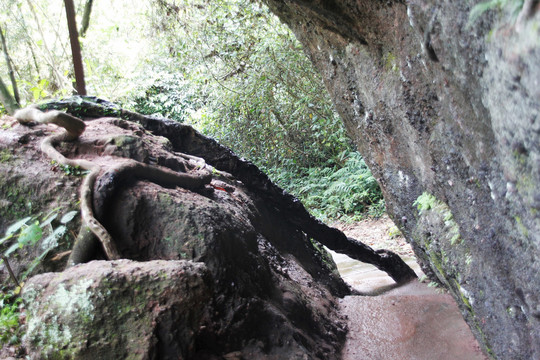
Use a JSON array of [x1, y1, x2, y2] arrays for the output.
[[22, 260, 212, 359]]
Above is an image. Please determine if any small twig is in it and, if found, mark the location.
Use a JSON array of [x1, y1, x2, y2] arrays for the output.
[[1, 255, 21, 288], [51, 250, 72, 262]]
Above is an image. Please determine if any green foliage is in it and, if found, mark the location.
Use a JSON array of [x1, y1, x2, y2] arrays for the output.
[[414, 192, 463, 246], [0, 0, 153, 106], [131, 0, 352, 170], [124, 0, 385, 220], [387, 225, 402, 239], [50, 160, 88, 177], [468, 0, 524, 24], [268, 151, 384, 221], [0, 209, 78, 282], [26, 78, 50, 102], [384, 52, 399, 73], [0, 0, 73, 105], [131, 73, 202, 121], [0, 290, 22, 346], [414, 192, 437, 215], [1, 217, 42, 258], [0, 149, 13, 163], [0, 209, 78, 346]]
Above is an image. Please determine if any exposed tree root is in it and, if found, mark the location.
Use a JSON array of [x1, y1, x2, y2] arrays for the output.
[[67, 226, 99, 265], [39, 97, 418, 284], [14, 107, 85, 140], [80, 167, 120, 259], [14, 105, 212, 264]]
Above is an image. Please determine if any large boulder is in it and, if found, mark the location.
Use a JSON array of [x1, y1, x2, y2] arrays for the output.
[[22, 260, 212, 359], [264, 0, 540, 358], [1, 110, 350, 359]]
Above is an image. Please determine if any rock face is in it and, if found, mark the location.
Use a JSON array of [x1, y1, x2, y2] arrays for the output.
[[264, 0, 540, 358], [23, 260, 212, 359]]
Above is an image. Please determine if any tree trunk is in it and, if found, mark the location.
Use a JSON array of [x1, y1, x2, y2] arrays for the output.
[[0, 76, 20, 114], [64, 0, 86, 95], [0, 23, 20, 105], [79, 0, 94, 38]]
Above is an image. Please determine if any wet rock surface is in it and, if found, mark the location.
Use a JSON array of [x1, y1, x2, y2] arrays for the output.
[[102, 176, 349, 359], [264, 0, 540, 358]]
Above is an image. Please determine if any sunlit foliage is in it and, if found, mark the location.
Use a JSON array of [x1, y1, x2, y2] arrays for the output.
[[0, 0, 384, 219], [132, 0, 352, 170]]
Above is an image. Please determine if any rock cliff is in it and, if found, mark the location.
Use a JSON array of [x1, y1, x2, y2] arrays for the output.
[[264, 0, 540, 358]]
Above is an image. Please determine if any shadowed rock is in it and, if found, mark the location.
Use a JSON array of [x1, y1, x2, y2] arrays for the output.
[[263, 0, 540, 358], [2, 104, 377, 358]]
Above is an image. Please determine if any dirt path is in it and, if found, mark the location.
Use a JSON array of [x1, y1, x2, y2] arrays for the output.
[[331, 216, 414, 258], [332, 216, 488, 360]]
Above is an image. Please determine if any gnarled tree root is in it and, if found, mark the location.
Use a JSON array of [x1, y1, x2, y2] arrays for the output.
[[67, 226, 99, 266], [14, 105, 212, 264], [40, 97, 418, 284]]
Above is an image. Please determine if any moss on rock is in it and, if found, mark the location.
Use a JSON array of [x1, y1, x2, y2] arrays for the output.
[[22, 260, 212, 359]]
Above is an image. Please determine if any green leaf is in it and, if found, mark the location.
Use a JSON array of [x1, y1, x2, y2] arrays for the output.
[[17, 223, 42, 246], [60, 210, 79, 224], [22, 249, 50, 280], [39, 213, 58, 229], [4, 242, 20, 257], [41, 226, 66, 251], [0, 234, 12, 247], [5, 217, 32, 236]]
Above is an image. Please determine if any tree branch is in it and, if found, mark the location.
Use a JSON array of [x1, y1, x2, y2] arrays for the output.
[[64, 0, 86, 95], [79, 0, 94, 38], [0, 76, 19, 114]]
